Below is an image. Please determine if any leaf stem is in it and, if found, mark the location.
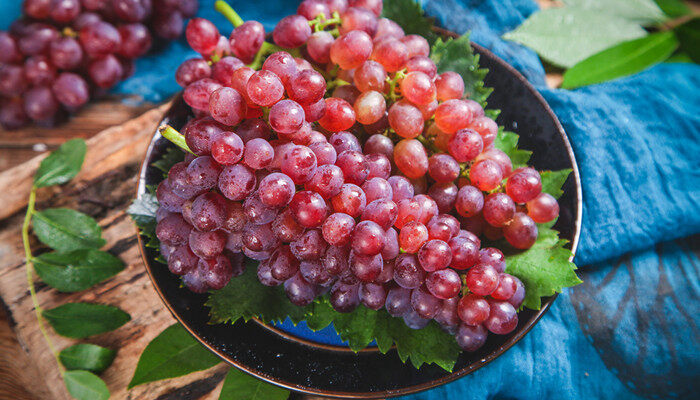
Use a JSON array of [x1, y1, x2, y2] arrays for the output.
[[22, 186, 65, 375], [159, 125, 196, 155], [214, 0, 244, 27]]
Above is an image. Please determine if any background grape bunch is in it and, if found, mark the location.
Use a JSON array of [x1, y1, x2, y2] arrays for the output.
[[0, 0, 199, 129], [154, 0, 562, 353]]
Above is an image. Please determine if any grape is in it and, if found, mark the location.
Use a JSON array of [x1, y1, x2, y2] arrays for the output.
[[394, 197, 421, 229], [354, 90, 386, 125], [484, 300, 518, 334], [328, 130, 361, 153], [52, 73, 90, 108], [229, 21, 265, 63], [503, 212, 538, 249], [417, 239, 452, 271], [244, 247, 272, 261], [388, 100, 424, 138], [271, 209, 305, 242], [80, 21, 121, 57], [468, 116, 498, 148], [325, 0, 349, 13], [112, 0, 150, 22], [210, 131, 244, 165], [427, 182, 458, 213], [182, 267, 208, 293], [427, 154, 458, 183], [24, 0, 52, 18], [483, 224, 503, 241], [364, 153, 390, 180], [478, 247, 505, 273], [306, 164, 344, 198], [506, 168, 542, 203], [398, 221, 428, 253], [299, 98, 325, 123], [156, 213, 191, 246], [285, 272, 317, 306], [237, 118, 271, 142], [448, 236, 479, 270], [435, 71, 465, 101], [475, 148, 513, 177], [393, 139, 428, 179], [152, 10, 184, 39], [186, 18, 220, 55], [426, 218, 454, 242], [243, 192, 278, 225], [218, 164, 256, 201], [0, 32, 21, 64], [457, 294, 490, 326], [118, 23, 152, 58], [186, 156, 222, 193], [273, 15, 312, 49], [470, 159, 504, 192], [448, 129, 483, 162], [483, 193, 515, 227], [242, 138, 273, 169], [246, 70, 284, 107], [383, 286, 410, 316], [455, 323, 487, 351], [223, 201, 246, 232], [414, 194, 439, 224], [189, 230, 226, 258], [330, 280, 360, 313], [340, 7, 377, 36], [454, 185, 484, 217], [306, 31, 334, 63], [322, 245, 350, 276], [335, 150, 369, 185], [289, 191, 328, 228], [410, 287, 441, 319], [466, 263, 499, 296], [168, 246, 198, 275], [288, 69, 326, 106], [361, 198, 396, 231], [349, 251, 383, 282], [23, 86, 59, 122], [401, 308, 429, 329], [19, 24, 59, 56], [176, 58, 211, 87], [0, 99, 29, 129], [491, 273, 518, 300], [399, 34, 429, 58], [183, 78, 222, 111], [261, 51, 298, 88], [364, 134, 393, 159], [298, 0, 330, 19], [330, 30, 373, 70], [258, 260, 284, 286], [209, 87, 246, 126], [434, 99, 472, 134], [350, 220, 385, 256], [321, 213, 355, 246], [388, 176, 414, 203], [190, 192, 226, 232], [318, 97, 356, 132], [49, 37, 83, 70], [354, 60, 386, 93], [527, 193, 559, 223], [300, 259, 335, 286], [360, 282, 387, 310], [87, 54, 123, 89], [156, 180, 185, 212], [281, 145, 317, 184], [405, 55, 437, 79], [374, 17, 404, 39], [269, 99, 306, 134], [400, 71, 436, 105], [371, 38, 408, 72], [210, 57, 243, 86], [381, 227, 399, 260]]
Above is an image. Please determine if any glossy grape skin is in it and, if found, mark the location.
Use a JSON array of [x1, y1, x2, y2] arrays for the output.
[[364, 133, 393, 158], [288, 69, 326, 106], [285, 272, 317, 306], [400, 34, 430, 58], [435, 71, 465, 101], [210, 131, 243, 165], [156, 180, 185, 212], [340, 7, 377, 35], [189, 230, 226, 259], [354, 90, 386, 125], [349, 251, 383, 282], [23, 86, 59, 122], [273, 15, 311, 49], [156, 213, 192, 246], [434, 99, 473, 134], [328, 131, 362, 153], [483, 193, 516, 227], [289, 191, 328, 228], [393, 139, 428, 179], [427, 182, 458, 213], [306, 30, 334, 63], [448, 236, 479, 270], [80, 21, 121, 57], [470, 159, 504, 192], [302, 99, 327, 123], [351, 220, 385, 256], [410, 287, 441, 319], [426, 269, 461, 299], [388, 100, 424, 139], [527, 192, 559, 223], [336, 150, 369, 185], [262, 51, 298, 88], [186, 156, 222, 194], [246, 70, 284, 107], [176, 58, 211, 87], [475, 148, 513, 178], [211, 57, 244, 86], [330, 280, 360, 313], [466, 263, 499, 296], [454, 185, 483, 218], [382, 286, 409, 317], [457, 294, 490, 326], [456, 323, 487, 351], [258, 260, 284, 286], [330, 183, 366, 217], [182, 267, 208, 293], [359, 282, 387, 310], [400, 71, 436, 105], [448, 129, 483, 162], [258, 172, 295, 207], [405, 55, 437, 79], [321, 213, 355, 246], [168, 246, 198, 276], [208, 87, 246, 126], [118, 23, 152, 58], [183, 78, 221, 111], [299, 259, 334, 286], [281, 145, 317, 184], [503, 212, 538, 249], [218, 164, 256, 201], [388, 176, 414, 203], [298, 0, 330, 19], [52, 73, 89, 108], [48, 36, 82, 71], [318, 98, 356, 132], [269, 99, 305, 134], [306, 164, 344, 199], [370, 38, 408, 72], [506, 168, 542, 203], [0, 99, 29, 129], [330, 30, 373, 70], [190, 192, 227, 232], [229, 21, 265, 63], [484, 300, 518, 335], [467, 116, 498, 148], [417, 239, 452, 271], [477, 247, 505, 273], [399, 221, 429, 254], [271, 209, 305, 243], [427, 154, 459, 183], [392, 253, 424, 289], [186, 18, 220, 55]]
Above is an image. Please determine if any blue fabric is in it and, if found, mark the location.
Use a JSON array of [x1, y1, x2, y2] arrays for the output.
[[4, 1, 698, 398]]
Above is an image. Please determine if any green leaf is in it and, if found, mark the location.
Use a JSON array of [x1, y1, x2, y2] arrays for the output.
[[562, 31, 679, 89], [218, 368, 289, 400], [675, 18, 700, 63], [43, 303, 130, 339], [381, 0, 438, 44], [654, 0, 691, 18], [128, 192, 159, 227], [503, 8, 647, 68], [32, 208, 106, 252], [63, 370, 110, 400], [34, 139, 86, 188], [34, 249, 124, 292], [152, 146, 185, 177], [540, 169, 572, 199], [505, 225, 582, 310], [128, 323, 221, 389], [430, 34, 493, 106], [494, 128, 532, 169], [206, 259, 309, 325], [59, 344, 116, 374], [563, 0, 666, 25]]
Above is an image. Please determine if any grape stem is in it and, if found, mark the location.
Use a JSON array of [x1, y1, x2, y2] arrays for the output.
[[308, 11, 342, 33], [159, 125, 196, 155], [22, 187, 65, 375], [386, 69, 407, 102], [215, 0, 244, 27]]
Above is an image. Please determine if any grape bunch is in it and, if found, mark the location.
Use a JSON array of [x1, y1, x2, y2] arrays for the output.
[[155, 0, 561, 353], [0, 0, 199, 129]]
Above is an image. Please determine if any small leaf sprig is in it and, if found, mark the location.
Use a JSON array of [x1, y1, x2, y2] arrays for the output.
[[23, 139, 131, 400]]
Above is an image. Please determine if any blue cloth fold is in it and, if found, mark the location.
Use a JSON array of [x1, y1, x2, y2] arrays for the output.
[[4, 1, 698, 398]]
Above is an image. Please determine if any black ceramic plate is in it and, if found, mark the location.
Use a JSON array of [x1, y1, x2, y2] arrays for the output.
[[136, 39, 582, 398]]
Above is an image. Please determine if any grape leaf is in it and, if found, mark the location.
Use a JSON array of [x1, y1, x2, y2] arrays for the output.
[[494, 128, 532, 169], [540, 169, 573, 199], [34, 139, 86, 188], [152, 146, 185, 177], [430, 33, 493, 106], [503, 8, 647, 68], [32, 208, 106, 252], [63, 370, 109, 400], [563, 0, 666, 25], [33, 249, 124, 292], [675, 18, 700, 64], [43, 303, 130, 339], [218, 367, 289, 400], [59, 344, 116, 374], [129, 323, 221, 388], [654, 0, 691, 18], [128, 193, 161, 251], [381, 0, 438, 44]]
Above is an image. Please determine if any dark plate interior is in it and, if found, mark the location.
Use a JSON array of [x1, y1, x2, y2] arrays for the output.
[[136, 42, 582, 398]]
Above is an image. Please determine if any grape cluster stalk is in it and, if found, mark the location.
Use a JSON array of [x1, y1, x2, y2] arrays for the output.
[[0, 0, 199, 129], [155, 0, 561, 353]]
